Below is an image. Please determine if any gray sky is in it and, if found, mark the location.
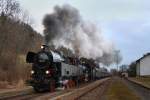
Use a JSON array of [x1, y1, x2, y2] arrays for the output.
[[18, 0, 150, 65]]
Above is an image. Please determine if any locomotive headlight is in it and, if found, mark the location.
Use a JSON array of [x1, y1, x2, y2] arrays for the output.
[[31, 70, 34, 74], [45, 70, 49, 74], [41, 45, 44, 49]]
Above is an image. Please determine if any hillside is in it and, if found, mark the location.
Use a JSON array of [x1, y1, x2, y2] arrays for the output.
[[0, 13, 44, 88]]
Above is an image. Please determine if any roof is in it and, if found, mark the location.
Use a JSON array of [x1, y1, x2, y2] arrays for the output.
[[136, 52, 150, 63]]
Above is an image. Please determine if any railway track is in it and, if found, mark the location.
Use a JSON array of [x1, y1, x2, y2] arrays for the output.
[[0, 78, 110, 100], [50, 78, 110, 100], [77, 79, 111, 100], [0, 87, 37, 100], [32, 81, 94, 100], [0, 87, 32, 100], [0, 87, 69, 100], [1, 92, 41, 100]]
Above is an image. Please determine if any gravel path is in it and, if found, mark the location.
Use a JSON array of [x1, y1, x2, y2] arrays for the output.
[[123, 78, 150, 100]]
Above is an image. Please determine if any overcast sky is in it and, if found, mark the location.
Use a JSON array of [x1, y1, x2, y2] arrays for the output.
[[18, 0, 150, 65]]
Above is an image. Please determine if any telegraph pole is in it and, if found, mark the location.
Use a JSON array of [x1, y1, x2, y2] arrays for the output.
[[115, 50, 120, 72]]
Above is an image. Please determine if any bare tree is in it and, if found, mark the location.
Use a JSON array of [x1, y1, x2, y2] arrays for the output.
[[0, 0, 20, 18], [113, 50, 122, 71], [19, 9, 34, 25], [0, 0, 44, 87]]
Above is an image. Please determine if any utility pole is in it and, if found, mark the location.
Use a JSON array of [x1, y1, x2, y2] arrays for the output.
[[115, 50, 120, 72]]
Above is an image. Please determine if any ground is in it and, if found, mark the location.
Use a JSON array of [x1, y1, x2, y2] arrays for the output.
[[104, 77, 140, 100], [1, 77, 150, 100], [77, 77, 142, 100]]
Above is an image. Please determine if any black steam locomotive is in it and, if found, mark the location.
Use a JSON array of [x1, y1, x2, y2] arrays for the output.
[[26, 45, 109, 92]]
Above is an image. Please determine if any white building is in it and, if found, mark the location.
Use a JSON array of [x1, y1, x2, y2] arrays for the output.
[[136, 53, 150, 76]]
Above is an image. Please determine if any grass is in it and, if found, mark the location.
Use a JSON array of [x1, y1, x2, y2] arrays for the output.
[[106, 78, 140, 100], [131, 77, 150, 88]]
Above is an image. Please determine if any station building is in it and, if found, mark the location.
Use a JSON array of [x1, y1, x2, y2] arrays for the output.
[[136, 53, 150, 76]]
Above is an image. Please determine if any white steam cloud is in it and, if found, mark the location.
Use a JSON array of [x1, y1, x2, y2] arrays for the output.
[[43, 4, 121, 65]]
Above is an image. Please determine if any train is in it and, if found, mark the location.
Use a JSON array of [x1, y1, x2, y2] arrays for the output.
[[26, 45, 109, 92]]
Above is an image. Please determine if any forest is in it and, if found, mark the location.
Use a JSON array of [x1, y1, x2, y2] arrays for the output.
[[0, 0, 44, 88]]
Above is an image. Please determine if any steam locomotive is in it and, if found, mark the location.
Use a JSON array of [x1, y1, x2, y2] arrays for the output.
[[26, 45, 109, 92]]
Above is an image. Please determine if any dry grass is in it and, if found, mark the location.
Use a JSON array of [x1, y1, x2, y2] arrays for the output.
[[106, 77, 140, 100], [0, 55, 31, 89], [0, 79, 26, 89]]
